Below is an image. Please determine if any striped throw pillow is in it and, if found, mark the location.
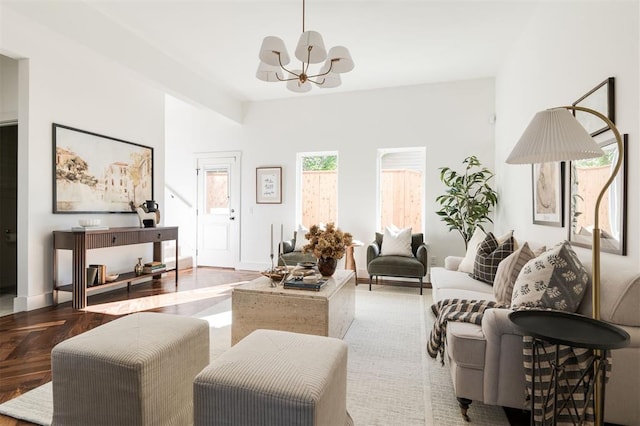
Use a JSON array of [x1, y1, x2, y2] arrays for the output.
[[493, 242, 546, 305]]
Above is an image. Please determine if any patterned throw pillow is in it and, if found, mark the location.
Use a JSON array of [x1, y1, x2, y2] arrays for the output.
[[471, 232, 515, 284], [493, 243, 546, 305], [511, 241, 590, 312]]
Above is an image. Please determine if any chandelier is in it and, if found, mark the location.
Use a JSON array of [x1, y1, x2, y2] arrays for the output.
[[256, 0, 354, 92]]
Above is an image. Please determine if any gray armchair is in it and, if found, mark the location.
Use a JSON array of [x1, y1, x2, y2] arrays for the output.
[[278, 231, 317, 266], [367, 232, 428, 295]]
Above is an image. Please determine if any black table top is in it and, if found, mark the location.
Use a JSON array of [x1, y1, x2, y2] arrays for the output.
[[509, 310, 630, 350]]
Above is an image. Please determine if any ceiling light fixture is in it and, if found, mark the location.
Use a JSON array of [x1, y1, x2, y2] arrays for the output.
[[256, 0, 354, 92]]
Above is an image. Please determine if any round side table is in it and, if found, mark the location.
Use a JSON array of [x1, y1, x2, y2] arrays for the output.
[[509, 310, 629, 426]]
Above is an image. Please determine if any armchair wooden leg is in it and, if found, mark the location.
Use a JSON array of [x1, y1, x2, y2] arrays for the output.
[[369, 275, 372, 291], [419, 277, 423, 295]]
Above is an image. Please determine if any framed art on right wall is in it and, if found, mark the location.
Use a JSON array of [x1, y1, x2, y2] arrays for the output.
[[569, 134, 628, 255], [572, 77, 615, 137]]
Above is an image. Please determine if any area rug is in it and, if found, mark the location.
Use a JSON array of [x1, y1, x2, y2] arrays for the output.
[[0, 286, 509, 425]]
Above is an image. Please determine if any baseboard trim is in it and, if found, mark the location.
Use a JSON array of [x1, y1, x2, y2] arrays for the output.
[[357, 277, 432, 289], [13, 292, 54, 312]]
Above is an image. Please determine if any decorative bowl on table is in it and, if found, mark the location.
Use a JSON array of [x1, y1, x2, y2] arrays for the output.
[[79, 219, 101, 227], [261, 266, 288, 281], [105, 273, 119, 282], [297, 261, 317, 269]]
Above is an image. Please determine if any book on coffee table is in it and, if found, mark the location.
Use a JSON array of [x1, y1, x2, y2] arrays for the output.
[[283, 279, 327, 291]]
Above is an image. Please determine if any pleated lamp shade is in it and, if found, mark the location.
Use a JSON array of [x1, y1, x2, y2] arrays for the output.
[[294, 31, 327, 64], [506, 108, 604, 164]]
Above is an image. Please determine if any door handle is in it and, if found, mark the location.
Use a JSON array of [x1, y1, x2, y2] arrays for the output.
[[229, 217, 236, 221]]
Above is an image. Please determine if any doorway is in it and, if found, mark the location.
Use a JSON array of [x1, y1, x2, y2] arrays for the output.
[[196, 152, 241, 267], [0, 123, 18, 311]]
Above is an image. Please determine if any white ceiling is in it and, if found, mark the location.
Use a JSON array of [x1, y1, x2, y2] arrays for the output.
[[4, 0, 540, 104]]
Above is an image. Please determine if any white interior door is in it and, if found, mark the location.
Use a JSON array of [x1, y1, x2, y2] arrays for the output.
[[196, 152, 241, 267]]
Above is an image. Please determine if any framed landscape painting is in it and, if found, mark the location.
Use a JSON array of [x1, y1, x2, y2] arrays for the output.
[[53, 123, 154, 213]]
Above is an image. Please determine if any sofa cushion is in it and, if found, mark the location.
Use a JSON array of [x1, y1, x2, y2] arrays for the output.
[[511, 241, 589, 312], [367, 255, 424, 278], [380, 226, 413, 257], [493, 243, 546, 305], [471, 233, 515, 284]]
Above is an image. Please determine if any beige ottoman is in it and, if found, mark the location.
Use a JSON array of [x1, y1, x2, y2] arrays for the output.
[[51, 312, 210, 426], [194, 329, 352, 426]]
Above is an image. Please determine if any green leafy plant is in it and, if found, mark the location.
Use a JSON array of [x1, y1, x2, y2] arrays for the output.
[[435, 156, 498, 248]]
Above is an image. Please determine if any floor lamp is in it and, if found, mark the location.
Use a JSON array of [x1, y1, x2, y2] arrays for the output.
[[506, 106, 624, 425]]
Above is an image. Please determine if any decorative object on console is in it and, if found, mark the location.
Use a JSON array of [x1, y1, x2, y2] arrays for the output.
[[256, 0, 354, 92], [303, 222, 352, 277], [135, 200, 160, 228], [53, 123, 153, 214], [436, 155, 498, 249], [507, 101, 625, 424], [134, 257, 144, 276]]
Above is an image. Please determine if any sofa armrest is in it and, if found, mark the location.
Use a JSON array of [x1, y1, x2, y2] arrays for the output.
[[444, 256, 464, 271], [481, 308, 527, 406], [280, 239, 295, 255], [367, 242, 380, 265], [416, 243, 428, 272]]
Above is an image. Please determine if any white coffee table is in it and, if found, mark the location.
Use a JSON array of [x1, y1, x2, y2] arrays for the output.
[[231, 270, 355, 345]]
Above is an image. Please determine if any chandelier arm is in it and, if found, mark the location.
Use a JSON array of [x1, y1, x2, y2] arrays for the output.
[[307, 77, 325, 86], [308, 60, 335, 78], [276, 55, 300, 78]]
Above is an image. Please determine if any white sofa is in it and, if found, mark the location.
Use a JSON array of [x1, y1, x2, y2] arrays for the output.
[[429, 249, 640, 425]]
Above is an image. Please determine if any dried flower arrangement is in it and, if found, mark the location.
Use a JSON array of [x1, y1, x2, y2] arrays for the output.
[[303, 223, 353, 260]]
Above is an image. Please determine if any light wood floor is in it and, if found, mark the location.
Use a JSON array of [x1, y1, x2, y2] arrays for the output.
[[0, 267, 260, 426]]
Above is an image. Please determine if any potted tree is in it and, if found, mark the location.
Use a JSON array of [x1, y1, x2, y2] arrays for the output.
[[435, 155, 498, 248]]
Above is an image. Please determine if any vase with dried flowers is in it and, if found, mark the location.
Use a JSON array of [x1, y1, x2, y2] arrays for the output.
[[303, 223, 353, 277]]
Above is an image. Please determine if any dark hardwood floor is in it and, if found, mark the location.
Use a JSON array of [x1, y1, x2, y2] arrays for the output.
[[0, 267, 260, 426]]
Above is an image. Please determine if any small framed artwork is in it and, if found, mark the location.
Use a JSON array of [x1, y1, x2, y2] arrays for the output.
[[572, 77, 615, 137], [569, 134, 627, 255], [256, 166, 282, 204], [53, 123, 153, 213], [531, 162, 564, 227]]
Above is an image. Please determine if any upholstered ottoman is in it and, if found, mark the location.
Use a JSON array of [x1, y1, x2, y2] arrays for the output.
[[194, 329, 352, 426], [51, 312, 210, 426]]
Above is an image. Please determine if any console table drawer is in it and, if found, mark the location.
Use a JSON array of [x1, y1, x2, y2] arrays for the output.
[[139, 228, 178, 243], [88, 231, 139, 248]]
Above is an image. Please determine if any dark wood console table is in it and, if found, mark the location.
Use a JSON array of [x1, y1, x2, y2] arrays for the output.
[[53, 226, 179, 309]]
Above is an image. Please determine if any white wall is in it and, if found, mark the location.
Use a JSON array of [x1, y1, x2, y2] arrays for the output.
[[165, 78, 497, 276], [1, 7, 166, 310], [0, 55, 18, 122], [495, 1, 639, 265]]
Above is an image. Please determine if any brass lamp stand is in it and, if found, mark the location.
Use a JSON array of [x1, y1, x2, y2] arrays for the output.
[[507, 105, 624, 425]]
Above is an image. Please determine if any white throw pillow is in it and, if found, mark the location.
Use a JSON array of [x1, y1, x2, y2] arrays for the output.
[[293, 224, 309, 252], [380, 226, 413, 257], [511, 241, 589, 312], [458, 228, 486, 273]]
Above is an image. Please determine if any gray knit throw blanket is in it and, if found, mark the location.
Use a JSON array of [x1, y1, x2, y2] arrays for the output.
[[427, 298, 505, 364]]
